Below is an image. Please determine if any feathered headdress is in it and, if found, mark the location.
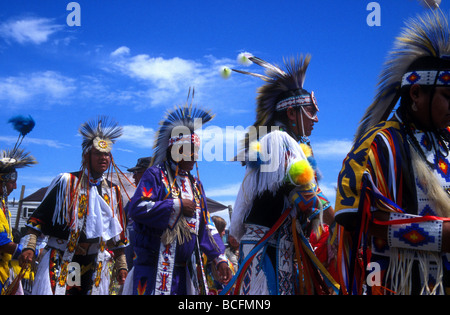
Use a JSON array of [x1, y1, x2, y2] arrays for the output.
[[79, 116, 123, 155], [222, 53, 317, 130], [152, 89, 214, 166], [418, 0, 441, 9], [354, 10, 450, 141], [1, 115, 37, 182], [222, 53, 318, 163], [0, 149, 37, 182]]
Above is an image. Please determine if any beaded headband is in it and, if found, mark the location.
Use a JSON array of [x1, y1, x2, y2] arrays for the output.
[[168, 133, 200, 148], [275, 91, 319, 112], [401, 70, 450, 87]]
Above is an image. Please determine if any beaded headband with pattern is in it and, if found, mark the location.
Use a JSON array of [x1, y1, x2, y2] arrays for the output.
[[355, 10, 450, 141], [401, 69, 450, 87], [276, 91, 318, 112], [168, 133, 201, 148]]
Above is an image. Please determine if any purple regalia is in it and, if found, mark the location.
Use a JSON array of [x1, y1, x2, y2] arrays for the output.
[[127, 162, 226, 295]]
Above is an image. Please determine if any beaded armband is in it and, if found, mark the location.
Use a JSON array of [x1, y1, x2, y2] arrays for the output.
[[387, 213, 443, 252]]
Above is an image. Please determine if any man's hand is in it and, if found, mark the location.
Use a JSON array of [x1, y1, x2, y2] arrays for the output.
[[116, 269, 128, 285], [182, 199, 196, 217], [217, 262, 232, 285], [19, 248, 35, 267]]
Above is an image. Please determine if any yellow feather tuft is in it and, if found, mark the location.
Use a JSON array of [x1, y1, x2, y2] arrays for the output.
[[299, 143, 312, 157]]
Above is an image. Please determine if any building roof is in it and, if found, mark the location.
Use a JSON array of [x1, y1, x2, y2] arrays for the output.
[[22, 187, 47, 202], [206, 197, 229, 213]]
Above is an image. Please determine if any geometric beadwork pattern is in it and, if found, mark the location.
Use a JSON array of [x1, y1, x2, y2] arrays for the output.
[[278, 270, 292, 295], [438, 71, 450, 85], [393, 223, 435, 247], [242, 267, 252, 295], [419, 204, 436, 217], [420, 134, 432, 151], [405, 71, 421, 85], [435, 154, 450, 181]]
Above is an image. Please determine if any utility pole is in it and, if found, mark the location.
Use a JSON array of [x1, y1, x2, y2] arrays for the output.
[[14, 185, 25, 230]]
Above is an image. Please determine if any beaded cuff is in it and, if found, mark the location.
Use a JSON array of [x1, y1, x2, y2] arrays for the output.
[[20, 233, 37, 253], [388, 212, 443, 252]]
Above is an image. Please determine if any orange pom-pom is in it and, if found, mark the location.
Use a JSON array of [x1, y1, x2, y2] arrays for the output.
[[288, 159, 314, 185]]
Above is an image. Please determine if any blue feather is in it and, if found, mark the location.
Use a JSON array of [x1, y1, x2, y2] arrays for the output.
[[8, 115, 35, 136]]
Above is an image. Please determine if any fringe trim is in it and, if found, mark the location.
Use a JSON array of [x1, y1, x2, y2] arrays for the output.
[[230, 130, 307, 241], [385, 248, 444, 295], [161, 216, 195, 246], [385, 248, 415, 294], [50, 173, 73, 226]]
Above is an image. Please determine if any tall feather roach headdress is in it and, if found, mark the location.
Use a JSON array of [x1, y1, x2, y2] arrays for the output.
[[222, 53, 317, 130], [1, 115, 37, 183], [79, 116, 123, 155], [354, 9, 450, 141], [152, 88, 214, 166], [221, 53, 318, 162]]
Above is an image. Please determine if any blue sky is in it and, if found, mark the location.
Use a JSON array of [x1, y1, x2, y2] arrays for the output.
[[1, 0, 448, 224]]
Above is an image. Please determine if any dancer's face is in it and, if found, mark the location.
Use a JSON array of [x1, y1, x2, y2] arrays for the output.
[[1, 179, 17, 196], [410, 85, 450, 129], [287, 105, 319, 137], [89, 148, 111, 177]]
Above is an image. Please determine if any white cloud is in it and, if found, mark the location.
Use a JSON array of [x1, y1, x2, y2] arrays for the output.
[[317, 181, 337, 207], [0, 17, 64, 45], [206, 182, 241, 198], [117, 53, 203, 89], [312, 139, 353, 159], [109, 47, 226, 106], [0, 136, 70, 149], [121, 125, 155, 148], [111, 46, 130, 57], [0, 71, 76, 104], [25, 137, 71, 149], [197, 126, 247, 162], [198, 126, 246, 144]]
